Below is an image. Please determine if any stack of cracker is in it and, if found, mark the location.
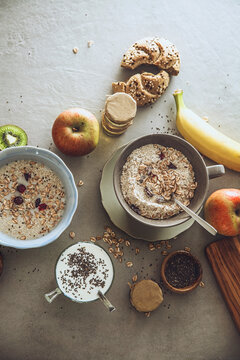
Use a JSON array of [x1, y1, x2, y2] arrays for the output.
[[102, 92, 137, 136]]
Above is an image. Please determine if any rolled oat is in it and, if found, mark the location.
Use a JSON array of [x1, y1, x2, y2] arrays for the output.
[[120, 144, 197, 219], [0, 160, 65, 240]]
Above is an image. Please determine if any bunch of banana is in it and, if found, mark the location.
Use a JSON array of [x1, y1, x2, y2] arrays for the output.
[[173, 89, 240, 172]]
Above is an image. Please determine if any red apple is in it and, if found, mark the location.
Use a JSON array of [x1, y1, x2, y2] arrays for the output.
[[52, 108, 99, 156], [204, 189, 240, 236]]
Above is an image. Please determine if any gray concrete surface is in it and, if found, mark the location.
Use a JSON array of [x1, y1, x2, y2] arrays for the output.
[[0, 0, 240, 359]]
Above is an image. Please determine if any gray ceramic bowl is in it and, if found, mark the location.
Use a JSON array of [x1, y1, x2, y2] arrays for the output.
[[113, 134, 225, 228]]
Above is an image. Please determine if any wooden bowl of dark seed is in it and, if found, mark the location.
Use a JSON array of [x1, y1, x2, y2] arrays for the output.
[[160, 250, 203, 294]]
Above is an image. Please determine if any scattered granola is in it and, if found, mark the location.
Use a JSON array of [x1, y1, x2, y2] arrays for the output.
[[148, 243, 156, 251], [127, 281, 132, 289], [161, 250, 168, 256], [93, 227, 177, 291], [120, 144, 197, 219], [72, 47, 78, 54], [132, 274, 138, 282], [105, 226, 112, 234], [184, 246, 191, 252], [77, 180, 84, 187], [87, 40, 94, 48], [69, 231, 76, 239], [126, 261, 133, 268], [199, 281, 205, 288]]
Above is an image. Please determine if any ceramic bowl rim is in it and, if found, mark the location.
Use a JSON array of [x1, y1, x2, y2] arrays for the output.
[[113, 134, 209, 228], [0, 146, 78, 249]]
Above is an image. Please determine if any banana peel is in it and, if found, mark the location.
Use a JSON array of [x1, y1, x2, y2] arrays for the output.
[[173, 89, 240, 172]]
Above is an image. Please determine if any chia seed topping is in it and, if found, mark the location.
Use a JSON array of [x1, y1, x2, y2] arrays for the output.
[[164, 252, 201, 288], [56, 243, 114, 302]]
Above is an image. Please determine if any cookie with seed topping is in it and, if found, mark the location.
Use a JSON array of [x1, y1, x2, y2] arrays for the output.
[[121, 37, 180, 76], [112, 71, 169, 107]]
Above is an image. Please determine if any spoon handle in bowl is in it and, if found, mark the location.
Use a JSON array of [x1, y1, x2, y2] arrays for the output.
[[45, 287, 62, 303], [98, 291, 116, 312], [173, 198, 217, 236]]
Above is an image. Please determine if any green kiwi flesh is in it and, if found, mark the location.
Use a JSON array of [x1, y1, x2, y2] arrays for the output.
[[0, 125, 28, 150]]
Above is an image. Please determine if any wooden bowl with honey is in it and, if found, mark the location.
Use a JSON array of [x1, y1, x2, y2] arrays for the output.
[[160, 250, 203, 294]]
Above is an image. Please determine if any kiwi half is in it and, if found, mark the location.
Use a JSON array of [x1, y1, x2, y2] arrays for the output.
[[0, 125, 28, 150]]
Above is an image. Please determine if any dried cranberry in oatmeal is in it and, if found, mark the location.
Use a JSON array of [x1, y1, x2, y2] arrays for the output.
[[0, 160, 65, 239], [120, 144, 197, 220]]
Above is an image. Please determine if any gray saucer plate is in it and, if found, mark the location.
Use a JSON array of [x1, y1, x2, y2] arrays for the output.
[[100, 145, 201, 241]]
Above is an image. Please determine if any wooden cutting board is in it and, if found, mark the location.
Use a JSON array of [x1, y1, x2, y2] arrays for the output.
[[206, 236, 240, 332]]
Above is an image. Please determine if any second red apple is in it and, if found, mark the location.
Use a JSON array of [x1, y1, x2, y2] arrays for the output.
[[204, 188, 240, 236]]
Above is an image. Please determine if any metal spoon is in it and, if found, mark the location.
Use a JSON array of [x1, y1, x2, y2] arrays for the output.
[[98, 291, 116, 312], [172, 195, 217, 236]]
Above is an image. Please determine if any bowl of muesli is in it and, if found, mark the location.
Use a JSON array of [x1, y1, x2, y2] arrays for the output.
[[0, 146, 78, 249], [113, 134, 225, 228]]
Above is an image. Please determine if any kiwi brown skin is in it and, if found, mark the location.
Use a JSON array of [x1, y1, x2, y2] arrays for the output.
[[0, 125, 28, 150]]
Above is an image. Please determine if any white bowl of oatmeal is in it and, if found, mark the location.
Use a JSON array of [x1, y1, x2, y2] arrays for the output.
[[113, 134, 225, 228], [0, 146, 78, 248]]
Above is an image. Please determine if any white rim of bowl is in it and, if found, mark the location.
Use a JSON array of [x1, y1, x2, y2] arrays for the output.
[[0, 146, 78, 249]]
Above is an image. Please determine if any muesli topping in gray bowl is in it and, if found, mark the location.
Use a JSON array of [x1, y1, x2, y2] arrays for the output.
[[120, 144, 197, 220]]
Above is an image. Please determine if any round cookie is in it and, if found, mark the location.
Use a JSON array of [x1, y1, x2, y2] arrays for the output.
[[102, 112, 132, 134], [105, 92, 137, 125], [130, 279, 163, 312]]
